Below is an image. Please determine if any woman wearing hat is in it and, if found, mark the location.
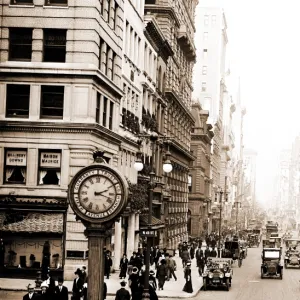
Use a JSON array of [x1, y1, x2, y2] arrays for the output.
[[182, 262, 193, 293], [128, 267, 140, 300], [156, 259, 167, 290]]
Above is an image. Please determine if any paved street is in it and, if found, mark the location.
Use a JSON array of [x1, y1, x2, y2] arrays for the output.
[[184, 246, 300, 300]]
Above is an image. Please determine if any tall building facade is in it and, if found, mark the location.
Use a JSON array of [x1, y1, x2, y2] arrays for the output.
[[193, 2, 228, 231], [145, 0, 198, 248], [0, 0, 143, 280], [188, 103, 213, 237]]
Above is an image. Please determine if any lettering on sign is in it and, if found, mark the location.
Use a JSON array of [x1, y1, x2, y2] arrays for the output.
[[40, 152, 61, 168], [6, 150, 27, 166]]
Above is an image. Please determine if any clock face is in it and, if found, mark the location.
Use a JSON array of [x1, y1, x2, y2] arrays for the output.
[[69, 165, 127, 222], [78, 175, 118, 213]]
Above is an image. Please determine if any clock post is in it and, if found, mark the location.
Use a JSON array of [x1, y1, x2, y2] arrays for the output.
[[85, 223, 107, 300], [68, 150, 129, 300]]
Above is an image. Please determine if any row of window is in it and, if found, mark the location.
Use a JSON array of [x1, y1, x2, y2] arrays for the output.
[[6, 84, 64, 119], [10, 27, 119, 82], [10, 28, 66, 62], [4, 149, 61, 185], [11, 0, 67, 5], [125, 21, 141, 68], [6, 84, 116, 131], [204, 15, 217, 26]]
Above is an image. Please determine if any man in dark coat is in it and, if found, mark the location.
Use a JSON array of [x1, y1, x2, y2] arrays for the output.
[[72, 268, 84, 300], [23, 284, 39, 300], [115, 281, 130, 300], [119, 254, 129, 279], [104, 253, 113, 279], [210, 247, 217, 258], [54, 277, 69, 300]]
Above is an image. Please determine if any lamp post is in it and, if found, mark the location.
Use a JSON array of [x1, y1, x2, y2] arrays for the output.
[[233, 201, 242, 235], [215, 187, 228, 257], [134, 133, 173, 300]]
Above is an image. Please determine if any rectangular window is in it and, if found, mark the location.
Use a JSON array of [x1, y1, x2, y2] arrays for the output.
[[100, 0, 104, 15], [203, 49, 208, 59], [99, 38, 104, 70], [204, 15, 209, 26], [201, 82, 207, 92], [112, 52, 117, 81], [45, 0, 67, 5], [203, 32, 208, 41], [106, 46, 110, 75], [11, 0, 33, 4], [9, 28, 33, 61], [102, 97, 107, 127], [202, 66, 207, 75], [38, 150, 61, 185], [113, 2, 119, 30], [4, 149, 27, 184], [107, 0, 111, 22], [212, 15, 217, 25], [96, 93, 101, 123], [109, 101, 114, 130], [43, 29, 67, 62], [6, 84, 30, 118], [40, 85, 64, 119]]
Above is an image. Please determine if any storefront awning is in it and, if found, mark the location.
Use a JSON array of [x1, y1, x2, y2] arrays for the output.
[[0, 212, 64, 234], [139, 215, 164, 229]]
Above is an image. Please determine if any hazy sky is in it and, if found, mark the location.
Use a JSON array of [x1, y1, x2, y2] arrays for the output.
[[198, 0, 300, 205]]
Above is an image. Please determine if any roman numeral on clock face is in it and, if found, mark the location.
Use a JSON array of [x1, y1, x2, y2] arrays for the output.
[[107, 198, 113, 204], [82, 197, 89, 203], [88, 202, 93, 210]]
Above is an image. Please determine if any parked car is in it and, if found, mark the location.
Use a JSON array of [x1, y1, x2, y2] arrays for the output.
[[202, 258, 233, 291], [261, 248, 283, 279]]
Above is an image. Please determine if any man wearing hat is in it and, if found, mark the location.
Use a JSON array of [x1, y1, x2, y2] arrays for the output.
[[115, 280, 130, 300], [39, 282, 49, 300], [54, 277, 69, 300], [72, 268, 84, 300], [23, 284, 39, 300]]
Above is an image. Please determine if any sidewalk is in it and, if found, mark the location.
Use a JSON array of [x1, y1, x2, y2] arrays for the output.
[[0, 252, 203, 298]]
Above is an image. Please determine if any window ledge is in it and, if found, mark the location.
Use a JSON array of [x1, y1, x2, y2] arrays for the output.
[[9, 4, 34, 7], [43, 5, 69, 9]]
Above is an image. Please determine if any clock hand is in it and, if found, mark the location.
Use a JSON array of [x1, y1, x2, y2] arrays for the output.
[[94, 189, 109, 196]]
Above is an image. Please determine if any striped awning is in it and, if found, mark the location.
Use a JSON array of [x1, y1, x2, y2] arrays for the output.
[[0, 212, 64, 233]]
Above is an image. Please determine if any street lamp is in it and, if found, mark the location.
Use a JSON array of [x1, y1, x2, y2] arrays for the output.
[[134, 133, 172, 300], [215, 187, 228, 257]]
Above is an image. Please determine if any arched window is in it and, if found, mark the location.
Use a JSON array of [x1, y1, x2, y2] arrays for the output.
[[157, 66, 162, 91]]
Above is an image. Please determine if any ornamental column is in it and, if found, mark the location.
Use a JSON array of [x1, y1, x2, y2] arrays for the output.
[[113, 219, 122, 271], [127, 213, 135, 256]]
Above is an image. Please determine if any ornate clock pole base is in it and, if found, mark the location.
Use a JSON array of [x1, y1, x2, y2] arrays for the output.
[[85, 223, 108, 300], [141, 290, 150, 300]]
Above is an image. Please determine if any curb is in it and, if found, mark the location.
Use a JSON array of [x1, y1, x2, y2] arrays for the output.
[[0, 288, 202, 299]]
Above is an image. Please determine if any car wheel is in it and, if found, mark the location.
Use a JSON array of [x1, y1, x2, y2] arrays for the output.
[[203, 279, 207, 291]]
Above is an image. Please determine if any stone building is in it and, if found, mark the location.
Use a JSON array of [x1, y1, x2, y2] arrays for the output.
[[188, 103, 213, 238], [145, 0, 198, 248], [0, 0, 142, 280]]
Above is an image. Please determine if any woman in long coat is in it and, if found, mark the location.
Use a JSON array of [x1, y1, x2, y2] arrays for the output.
[[156, 259, 167, 290], [119, 254, 128, 279], [182, 262, 193, 293]]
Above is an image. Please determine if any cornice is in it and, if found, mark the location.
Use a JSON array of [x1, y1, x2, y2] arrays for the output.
[[144, 5, 181, 28], [191, 133, 213, 144], [0, 121, 139, 148], [165, 89, 195, 123], [169, 138, 195, 161], [0, 63, 123, 99]]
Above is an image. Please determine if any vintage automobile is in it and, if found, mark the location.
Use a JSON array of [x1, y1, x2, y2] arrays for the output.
[[202, 258, 233, 291], [262, 239, 276, 248], [284, 248, 300, 268], [284, 238, 300, 249], [248, 234, 260, 247], [261, 248, 283, 279]]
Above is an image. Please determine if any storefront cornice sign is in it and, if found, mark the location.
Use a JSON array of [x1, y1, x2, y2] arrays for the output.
[[6, 150, 27, 166], [40, 152, 61, 168], [140, 229, 158, 237]]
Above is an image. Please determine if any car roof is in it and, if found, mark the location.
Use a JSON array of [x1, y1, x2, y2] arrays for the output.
[[263, 248, 281, 251]]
